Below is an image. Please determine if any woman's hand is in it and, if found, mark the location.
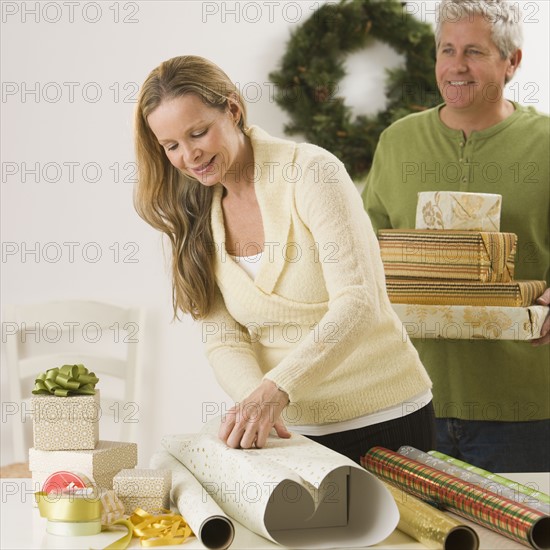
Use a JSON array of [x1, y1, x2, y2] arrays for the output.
[[219, 379, 291, 449], [532, 288, 550, 346]]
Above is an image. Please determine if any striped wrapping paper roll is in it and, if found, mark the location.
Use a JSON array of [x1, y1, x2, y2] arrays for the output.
[[378, 230, 517, 282], [361, 447, 550, 549], [398, 446, 550, 515], [428, 451, 550, 505], [385, 279, 546, 307]]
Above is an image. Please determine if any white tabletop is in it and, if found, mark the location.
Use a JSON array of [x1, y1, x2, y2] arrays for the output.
[[1, 473, 548, 549]]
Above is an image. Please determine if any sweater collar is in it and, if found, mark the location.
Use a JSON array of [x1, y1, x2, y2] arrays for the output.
[[211, 125, 297, 295]]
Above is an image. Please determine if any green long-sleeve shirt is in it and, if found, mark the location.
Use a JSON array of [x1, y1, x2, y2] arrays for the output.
[[363, 103, 549, 422]]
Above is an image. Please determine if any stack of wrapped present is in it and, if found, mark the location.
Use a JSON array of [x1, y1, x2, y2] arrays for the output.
[[378, 191, 547, 340], [30, 364, 186, 545], [29, 364, 138, 495]]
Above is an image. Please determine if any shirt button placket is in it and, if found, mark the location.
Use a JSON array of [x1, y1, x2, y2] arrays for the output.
[[459, 140, 469, 191]]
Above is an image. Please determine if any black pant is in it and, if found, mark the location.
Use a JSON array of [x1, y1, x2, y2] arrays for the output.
[[305, 402, 436, 464]]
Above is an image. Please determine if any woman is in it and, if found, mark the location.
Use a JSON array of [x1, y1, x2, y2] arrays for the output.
[[134, 55, 435, 463]]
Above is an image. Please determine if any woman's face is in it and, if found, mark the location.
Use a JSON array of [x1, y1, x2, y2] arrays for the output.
[[147, 93, 244, 186]]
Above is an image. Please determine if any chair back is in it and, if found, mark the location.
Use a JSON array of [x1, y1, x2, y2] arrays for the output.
[[3, 300, 146, 463]]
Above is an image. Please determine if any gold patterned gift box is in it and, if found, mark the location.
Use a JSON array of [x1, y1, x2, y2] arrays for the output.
[[32, 391, 100, 451], [392, 303, 547, 341], [29, 440, 138, 498], [385, 279, 546, 307], [378, 229, 517, 283], [113, 469, 172, 515], [416, 191, 502, 231]]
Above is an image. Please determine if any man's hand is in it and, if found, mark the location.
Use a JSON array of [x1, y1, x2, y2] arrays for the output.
[[218, 379, 291, 449], [532, 288, 550, 346]]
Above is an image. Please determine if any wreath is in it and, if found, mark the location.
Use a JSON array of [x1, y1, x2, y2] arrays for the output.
[[269, 0, 442, 181]]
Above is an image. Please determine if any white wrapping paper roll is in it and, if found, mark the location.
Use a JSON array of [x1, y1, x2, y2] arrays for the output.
[[158, 422, 399, 549], [150, 450, 235, 550]]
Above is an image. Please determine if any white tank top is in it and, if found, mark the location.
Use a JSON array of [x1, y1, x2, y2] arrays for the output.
[[231, 252, 263, 280]]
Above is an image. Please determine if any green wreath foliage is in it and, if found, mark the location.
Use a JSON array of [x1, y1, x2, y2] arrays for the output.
[[269, 0, 442, 180]]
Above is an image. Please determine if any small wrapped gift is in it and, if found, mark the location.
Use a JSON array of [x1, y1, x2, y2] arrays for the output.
[[392, 304, 548, 340], [385, 279, 546, 307], [378, 229, 517, 282], [114, 469, 172, 514], [30, 440, 138, 500], [31, 364, 100, 451], [416, 191, 502, 231]]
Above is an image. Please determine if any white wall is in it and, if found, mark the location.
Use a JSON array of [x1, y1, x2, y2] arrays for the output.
[[2, 1, 548, 467]]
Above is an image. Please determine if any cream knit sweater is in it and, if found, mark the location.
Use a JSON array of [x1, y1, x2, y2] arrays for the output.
[[202, 126, 431, 427]]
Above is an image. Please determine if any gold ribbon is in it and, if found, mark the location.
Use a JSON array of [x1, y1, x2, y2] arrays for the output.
[[32, 364, 99, 396], [129, 508, 193, 547], [35, 492, 192, 548], [102, 519, 135, 550]]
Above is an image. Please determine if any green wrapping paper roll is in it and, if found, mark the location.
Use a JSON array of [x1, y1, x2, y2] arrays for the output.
[[383, 482, 479, 550], [429, 451, 550, 506], [361, 447, 550, 550]]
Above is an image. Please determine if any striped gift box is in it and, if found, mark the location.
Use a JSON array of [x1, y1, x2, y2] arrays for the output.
[[385, 279, 546, 307], [361, 447, 549, 549], [378, 230, 517, 282]]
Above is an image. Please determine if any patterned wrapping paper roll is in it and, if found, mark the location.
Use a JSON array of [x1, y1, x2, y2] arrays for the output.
[[385, 279, 546, 307], [361, 447, 550, 550], [383, 481, 479, 550], [398, 447, 550, 516], [428, 451, 550, 505]]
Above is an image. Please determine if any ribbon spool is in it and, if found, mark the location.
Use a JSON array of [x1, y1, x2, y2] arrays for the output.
[[36, 489, 103, 536], [36, 489, 134, 549]]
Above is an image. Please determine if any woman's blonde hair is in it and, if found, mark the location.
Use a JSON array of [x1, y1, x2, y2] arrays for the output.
[[134, 55, 248, 319]]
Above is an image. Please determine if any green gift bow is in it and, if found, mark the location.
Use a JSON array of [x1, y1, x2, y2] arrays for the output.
[[32, 364, 99, 396]]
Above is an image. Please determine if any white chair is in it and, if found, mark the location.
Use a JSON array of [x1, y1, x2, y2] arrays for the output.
[[2, 300, 146, 464]]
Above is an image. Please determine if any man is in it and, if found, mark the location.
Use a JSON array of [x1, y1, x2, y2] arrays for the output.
[[363, 0, 549, 472]]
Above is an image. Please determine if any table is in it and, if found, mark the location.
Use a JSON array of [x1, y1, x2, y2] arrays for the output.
[[1, 474, 548, 549]]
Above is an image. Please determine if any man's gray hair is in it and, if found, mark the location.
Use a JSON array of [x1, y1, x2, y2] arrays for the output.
[[435, 0, 523, 59]]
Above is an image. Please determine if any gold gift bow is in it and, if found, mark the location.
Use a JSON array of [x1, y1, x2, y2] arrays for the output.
[[128, 508, 193, 547]]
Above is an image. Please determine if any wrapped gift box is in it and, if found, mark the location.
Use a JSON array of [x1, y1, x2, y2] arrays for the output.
[[113, 468, 172, 514], [32, 391, 100, 451], [29, 440, 138, 497], [416, 191, 502, 231], [392, 303, 547, 340], [378, 229, 517, 282], [385, 279, 546, 307]]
